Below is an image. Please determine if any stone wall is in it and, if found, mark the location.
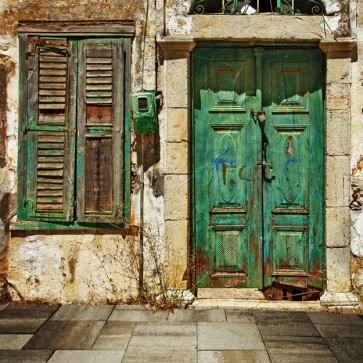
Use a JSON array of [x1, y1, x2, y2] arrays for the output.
[[0, 0, 361, 305], [0, 0, 165, 303], [159, 0, 362, 308], [350, 0, 363, 301]]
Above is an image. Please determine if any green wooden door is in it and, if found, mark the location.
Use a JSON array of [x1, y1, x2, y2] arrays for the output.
[[192, 46, 324, 296]]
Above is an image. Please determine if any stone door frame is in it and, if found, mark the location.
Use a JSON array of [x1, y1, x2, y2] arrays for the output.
[[159, 38, 359, 308]]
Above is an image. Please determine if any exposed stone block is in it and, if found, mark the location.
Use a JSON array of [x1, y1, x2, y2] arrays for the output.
[[164, 174, 189, 220], [326, 111, 350, 156], [351, 211, 363, 257], [165, 108, 189, 142], [320, 292, 359, 307], [164, 57, 189, 108], [351, 255, 363, 301], [325, 156, 350, 207], [326, 83, 351, 111], [164, 219, 189, 289], [326, 53, 351, 84], [188, 15, 325, 41], [165, 142, 189, 174], [325, 207, 350, 247], [325, 247, 351, 292]]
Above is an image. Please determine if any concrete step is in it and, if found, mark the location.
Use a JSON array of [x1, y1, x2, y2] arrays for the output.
[[197, 288, 265, 300]]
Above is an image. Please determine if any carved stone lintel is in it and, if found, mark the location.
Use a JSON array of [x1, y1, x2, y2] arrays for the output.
[[158, 38, 196, 54], [319, 38, 357, 55]]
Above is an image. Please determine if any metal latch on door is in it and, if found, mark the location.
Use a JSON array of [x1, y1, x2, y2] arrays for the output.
[[250, 109, 274, 173]]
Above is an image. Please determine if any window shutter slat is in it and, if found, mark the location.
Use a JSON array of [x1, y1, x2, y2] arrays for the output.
[[85, 44, 113, 105], [38, 47, 68, 126], [77, 38, 125, 223], [24, 38, 76, 222]]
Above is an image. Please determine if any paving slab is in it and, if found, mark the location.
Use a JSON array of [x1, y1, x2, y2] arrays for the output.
[[23, 321, 105, 350], [0, 319, 46, 334], [127, 322, 197, 350], [254, 311, 311, 323], [114, 304, 146, 310], [48, 350, 124, 363], [0, 304, 59, 320], [225, 310, 255, 323], [256, 301, 321, 311], [108, 309, 168, 322], [263, 335, 333, 354], [269, 352, 339, 363], [308, 312, 363, 325], [198, 322, 265, 350], [0, 350, 53, 363], [255, 311, 320, 337], [198, 350, 271, 363], [314, 323, 363, 338], [92, 321, 135, 350], [168, 308, 226, 322], [0, 334, 33, 349], [51, 305, 114, 321], [324, 338, 363, 363], [122, 348, 197, 363], [192, 300, 321, 311]]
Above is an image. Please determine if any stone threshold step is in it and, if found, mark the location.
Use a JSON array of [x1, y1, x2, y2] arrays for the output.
[[197, 288, 265, 300], [192, 299, 322, 311]]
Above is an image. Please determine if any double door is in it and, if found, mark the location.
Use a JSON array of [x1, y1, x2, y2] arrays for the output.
[[192, 46, 324, 296]]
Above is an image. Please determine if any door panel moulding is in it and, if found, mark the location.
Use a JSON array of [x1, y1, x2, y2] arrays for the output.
[[158, 37, 360, 309]]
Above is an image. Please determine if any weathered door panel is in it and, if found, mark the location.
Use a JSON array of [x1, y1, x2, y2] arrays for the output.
[[262, 49, 324, 291], [192, 46, 324, 295], [193, 48, 262, 289]]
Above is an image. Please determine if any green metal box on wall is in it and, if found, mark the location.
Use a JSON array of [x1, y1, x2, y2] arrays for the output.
[[131, 91, 157, 134]]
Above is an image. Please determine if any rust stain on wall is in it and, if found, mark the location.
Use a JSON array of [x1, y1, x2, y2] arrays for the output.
[[352, 155, 363, 176], [68, 245, 80, 283]]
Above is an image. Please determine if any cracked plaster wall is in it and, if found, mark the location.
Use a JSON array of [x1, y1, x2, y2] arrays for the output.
[[0, 0, 361, 304], [0, 0, 166, 303], [350, 0, 363, 301]]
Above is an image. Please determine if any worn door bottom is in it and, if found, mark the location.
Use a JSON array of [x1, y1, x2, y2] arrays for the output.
[[198, 288, 265, 300], [263, 283, 322, 301]]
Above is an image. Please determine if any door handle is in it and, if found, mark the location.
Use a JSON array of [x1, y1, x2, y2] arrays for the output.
[[262, 162, 273, 170], [250, 109, 275, 176]]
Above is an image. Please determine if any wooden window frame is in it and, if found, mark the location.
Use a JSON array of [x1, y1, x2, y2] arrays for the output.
[[14, 22, 134, 230]]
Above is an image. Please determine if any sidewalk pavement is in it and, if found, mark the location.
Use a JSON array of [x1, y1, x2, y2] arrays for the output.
[[0, 304, 361, 363]]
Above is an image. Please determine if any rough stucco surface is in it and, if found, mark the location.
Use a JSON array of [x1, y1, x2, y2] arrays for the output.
[[0, 0, 165, 303], [350, 0, 363, 301], [0, 44, 16, 299], [165, 0, 349, 38], [8, 234, 139, 303], [0, 0, 362, 304]]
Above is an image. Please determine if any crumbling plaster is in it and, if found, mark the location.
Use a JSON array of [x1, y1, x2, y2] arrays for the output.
[[350, 0, 363, 300], [164, 0, 350, 38], [0, 37, 17, 273], [0, 0, 166, 303], [8, 234, 141, 303], [0, 0, 361, 305]]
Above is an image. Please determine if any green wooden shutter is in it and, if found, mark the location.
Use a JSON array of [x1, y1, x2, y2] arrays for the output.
[[76, 38, 125, 223], [24, 37, 76, 222]]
